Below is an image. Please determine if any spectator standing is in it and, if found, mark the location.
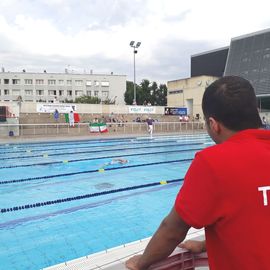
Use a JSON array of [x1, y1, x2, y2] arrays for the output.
[[53, 109, 59, 122], [69, 111, 75, 127], [146, 117, 154, 137], [93, 117, 99, 123], [183, 115, 189, 122]]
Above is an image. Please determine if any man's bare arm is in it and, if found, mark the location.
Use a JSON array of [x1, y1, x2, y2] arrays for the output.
[[126, 207, 190, 270]]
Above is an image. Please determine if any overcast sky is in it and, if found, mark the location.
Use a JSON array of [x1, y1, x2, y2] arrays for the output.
[[0, 0, 270, 84]]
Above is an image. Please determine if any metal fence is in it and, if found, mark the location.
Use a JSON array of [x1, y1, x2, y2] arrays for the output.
[[0, 121, 205, 137]]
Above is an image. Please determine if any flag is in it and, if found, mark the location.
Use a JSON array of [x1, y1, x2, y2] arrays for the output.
[[89, 123, 108, 133], [65, 113, 80, 123], [99, 124, 108, 133]]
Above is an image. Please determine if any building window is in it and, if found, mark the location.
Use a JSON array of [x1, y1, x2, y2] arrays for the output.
[[4, 79, 9, 84], [36, 79, 44, 85], [12, 79, 20, 85], [75, 90, 83, 96], [101, 81, 109, 87], [25, 79, 33, 85], [67, 90, 72, 96], [48, 80, 56, 85], [37, 99, 46, 103], [95, 81, 100, 86], [59, 90, 64, 96], [94, 91, 99, 97], [86, 91, 91, 96], [58, 80, 64, 85], [25, 90, 33, 95], [36, 90, 44, 96], [4, 89, 9, 95], [67, 80, 72, 85], [168, 89, 183, 94], [75, 80, 83, 86], [12, 89, 20, 95], [86, 80, 92, 86], [102, 91, 109, 98], [48, 90, 57, 96]]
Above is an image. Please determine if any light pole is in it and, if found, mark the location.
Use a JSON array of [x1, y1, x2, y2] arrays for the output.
[[130, 41, 141, 105]]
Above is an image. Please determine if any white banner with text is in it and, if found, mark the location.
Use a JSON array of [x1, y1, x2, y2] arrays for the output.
[[128, 106, 156, 114], [36, 104, 77, 113]]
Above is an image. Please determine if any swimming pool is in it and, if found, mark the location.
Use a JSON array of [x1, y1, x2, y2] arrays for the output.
[[0, 134, 212, 270]]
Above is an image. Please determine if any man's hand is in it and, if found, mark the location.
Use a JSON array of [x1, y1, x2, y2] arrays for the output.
[[125, 255, 143, 270], [178, 240, 206, 253]]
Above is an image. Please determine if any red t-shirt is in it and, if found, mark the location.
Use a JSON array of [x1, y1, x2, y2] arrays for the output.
[[175, 129, 270, 270]]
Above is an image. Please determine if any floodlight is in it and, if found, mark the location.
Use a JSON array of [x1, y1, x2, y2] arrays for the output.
[[136, 42, 141, 48], [129, 40, 142, 105]]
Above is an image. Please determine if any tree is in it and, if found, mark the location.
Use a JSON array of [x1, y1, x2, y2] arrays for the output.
[[124, 79, 167, 106], [125, 81, 135, 105], [140, 79, 151, 105], [64, 95, 101, 104], [102, 97, 116, 105], [155, 84, 167, 106], [149, 81, 158, 105]]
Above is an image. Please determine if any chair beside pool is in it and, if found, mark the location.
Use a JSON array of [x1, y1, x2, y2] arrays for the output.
[[43, 228, 208, 270]]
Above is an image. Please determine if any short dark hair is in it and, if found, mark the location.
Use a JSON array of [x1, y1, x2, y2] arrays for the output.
[[202, 76, 262, 131]]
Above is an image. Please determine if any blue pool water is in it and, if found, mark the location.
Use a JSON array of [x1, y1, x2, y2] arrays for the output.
[[0, 134, 212, 270]]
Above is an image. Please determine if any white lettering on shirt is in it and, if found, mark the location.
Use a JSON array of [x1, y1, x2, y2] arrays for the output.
[[258, 186, 270, 206]]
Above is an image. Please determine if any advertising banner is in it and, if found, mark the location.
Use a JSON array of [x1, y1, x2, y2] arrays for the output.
[[128, 106, 156, 114], [164, 107, 187, 115], [36, 103, 77, 113]]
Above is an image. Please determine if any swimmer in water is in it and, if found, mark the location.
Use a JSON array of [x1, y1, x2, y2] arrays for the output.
[[100, 158, 128, 168]]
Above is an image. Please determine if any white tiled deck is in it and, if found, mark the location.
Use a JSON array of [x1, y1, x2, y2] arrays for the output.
[[43, 228, 206, 270]]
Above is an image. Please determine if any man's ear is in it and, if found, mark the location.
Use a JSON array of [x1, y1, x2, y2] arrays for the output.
[[208, 117, 221, 134]]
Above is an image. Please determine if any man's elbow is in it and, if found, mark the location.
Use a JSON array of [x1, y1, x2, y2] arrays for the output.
[[159, 215, 189, 243]]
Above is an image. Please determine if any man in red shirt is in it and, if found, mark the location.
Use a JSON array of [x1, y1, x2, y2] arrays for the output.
[[126, 76, 270, 270]]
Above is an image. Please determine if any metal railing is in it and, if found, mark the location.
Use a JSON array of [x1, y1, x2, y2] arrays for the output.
[[0, 121, 205, 137]]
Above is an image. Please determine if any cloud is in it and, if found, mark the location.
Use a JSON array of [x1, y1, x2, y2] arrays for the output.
[[0, 0, 270, 84], [136, 39, 212, 82]]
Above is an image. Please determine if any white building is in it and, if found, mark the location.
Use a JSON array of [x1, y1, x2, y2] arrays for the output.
[[0, 70, 126, 105]]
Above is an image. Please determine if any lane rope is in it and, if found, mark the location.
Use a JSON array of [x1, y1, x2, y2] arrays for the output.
[[0, 178, 184, 213], [0, 147, 202, 169], [0, 142, 202, 161], [0, 138, 182, 154], [0, 134, 208, 149], [0, 158, 193, 185], [0, 136, 138, 149]]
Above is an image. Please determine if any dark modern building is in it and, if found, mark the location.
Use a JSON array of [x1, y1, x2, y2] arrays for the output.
[[224, 28, 270, 110], [191, 47, 229, 77], [190, 29, 270, 110], [225, 29, 270, 95]]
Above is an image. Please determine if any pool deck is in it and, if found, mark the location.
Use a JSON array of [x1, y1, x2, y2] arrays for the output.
[[43, 228, 207, 270]]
